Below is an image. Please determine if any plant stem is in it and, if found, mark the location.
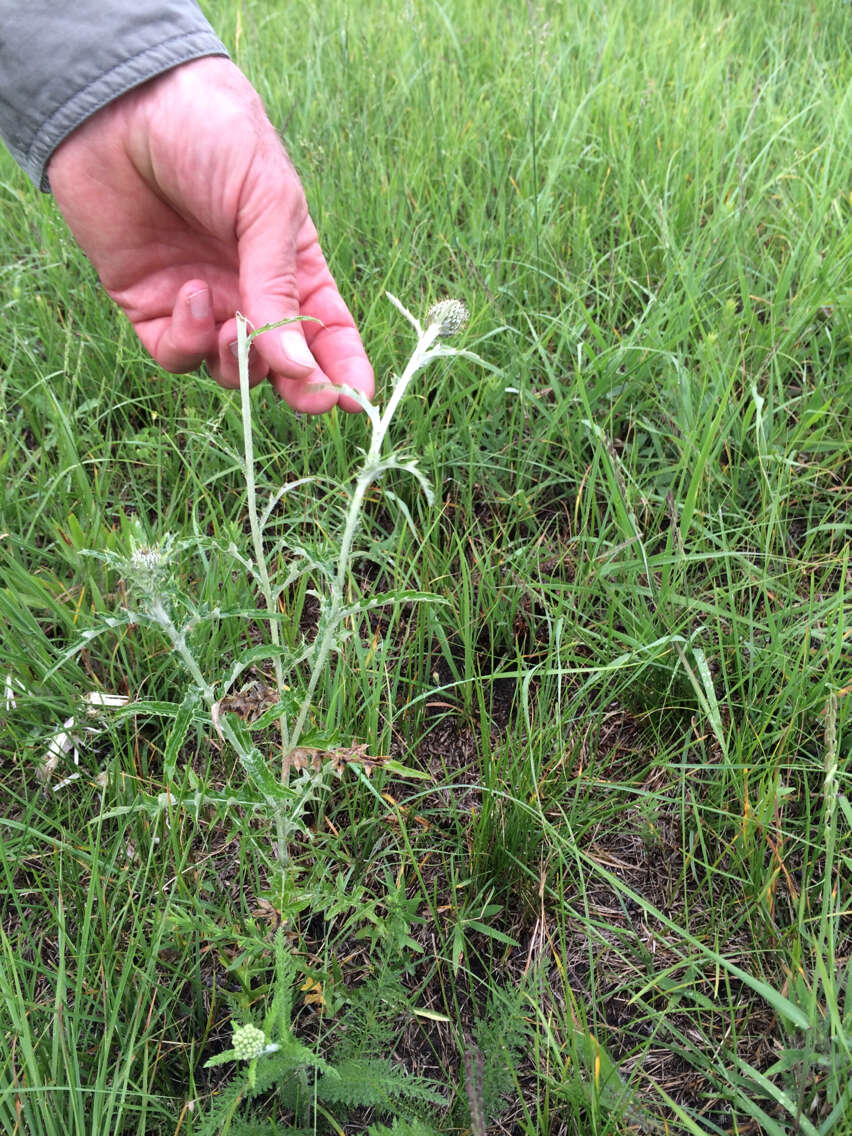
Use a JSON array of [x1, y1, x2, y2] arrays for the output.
[[286, 320, 443, 751], [236, 314, 291, 770], [148, 596, 292, 864], [148, 598, 213, 702]]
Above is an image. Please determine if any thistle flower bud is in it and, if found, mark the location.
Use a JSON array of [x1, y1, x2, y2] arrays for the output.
[[126, 533, 174, 598], [130, 544, 167, 577], [426, 299, 469, 337], [231, 1023, 267, 1061]]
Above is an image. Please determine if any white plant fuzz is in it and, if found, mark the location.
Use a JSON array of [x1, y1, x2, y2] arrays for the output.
[[84, 691, 129, 712], [42, 716, 80, 777], [39, 690, 129, 788], [4, 672, 21, 710]]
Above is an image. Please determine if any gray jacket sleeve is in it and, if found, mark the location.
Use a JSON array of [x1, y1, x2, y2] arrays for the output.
[[0, 1, 229, 191]]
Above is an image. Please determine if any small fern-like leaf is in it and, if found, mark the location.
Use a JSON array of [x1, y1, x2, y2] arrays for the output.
[[265, 928, 295, 1041], [317, 1058, 446, 1109], [196, 1070, 249, 1136], [367, 1121, 443, 1136]]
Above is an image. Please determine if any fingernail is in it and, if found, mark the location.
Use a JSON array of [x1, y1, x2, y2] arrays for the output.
[[188, 289, 210, 321], [228, 340, 239, 359], [280, 329, 316, 370]]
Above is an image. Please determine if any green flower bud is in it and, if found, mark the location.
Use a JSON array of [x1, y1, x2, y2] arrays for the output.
[[231, 1023, 267, 1061]]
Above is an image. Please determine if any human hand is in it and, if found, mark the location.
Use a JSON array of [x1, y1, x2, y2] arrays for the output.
[[47, 57, 373, 413]]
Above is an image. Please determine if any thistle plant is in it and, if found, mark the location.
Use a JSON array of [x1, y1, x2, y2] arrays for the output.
[[234, 293, 488, 775], [76, 526, 302, 840], [72, 294, 488, 865], [284, 295, 480, 751]]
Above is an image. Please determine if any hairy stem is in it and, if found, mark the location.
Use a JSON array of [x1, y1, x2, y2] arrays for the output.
[[286, 320, 443, 752], [236, 313, 290, 769]]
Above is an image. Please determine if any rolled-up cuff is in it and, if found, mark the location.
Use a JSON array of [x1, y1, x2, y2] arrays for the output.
[[33, 32, 228, 191], [0, 2, 230, 191]]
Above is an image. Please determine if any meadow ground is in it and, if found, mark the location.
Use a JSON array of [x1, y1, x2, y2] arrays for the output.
[[1, 1, 851, 1133]]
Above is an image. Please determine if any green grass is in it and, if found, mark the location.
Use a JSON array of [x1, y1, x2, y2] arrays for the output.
[[1, 0, 851, 1132]]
